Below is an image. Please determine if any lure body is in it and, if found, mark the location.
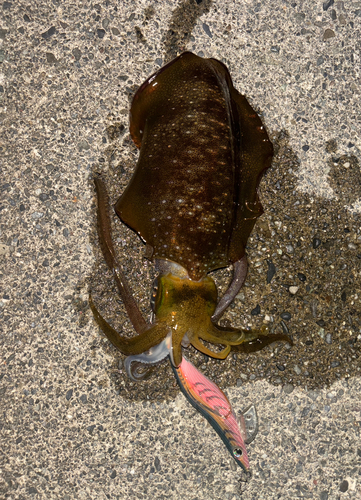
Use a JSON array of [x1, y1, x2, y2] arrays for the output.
[[173, 356, 250, 470], [90, 52, 289, 472]]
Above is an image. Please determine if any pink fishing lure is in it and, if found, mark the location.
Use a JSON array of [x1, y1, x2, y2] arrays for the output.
[[173, 356, 250, 471]]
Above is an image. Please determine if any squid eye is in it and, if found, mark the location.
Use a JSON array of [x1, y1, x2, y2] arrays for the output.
[[150, 277, 159, 312], [233, 447, 243, 458]]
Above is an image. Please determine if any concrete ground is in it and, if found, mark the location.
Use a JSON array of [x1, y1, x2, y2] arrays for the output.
[[1, 0, 360, 499]]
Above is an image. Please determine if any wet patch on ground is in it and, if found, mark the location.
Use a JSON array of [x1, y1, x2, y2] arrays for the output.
[[88, 129, 361, 402]]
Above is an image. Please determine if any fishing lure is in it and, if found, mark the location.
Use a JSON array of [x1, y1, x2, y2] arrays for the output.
[[90, 52, 289, 471], [173, 355, 258, 472]]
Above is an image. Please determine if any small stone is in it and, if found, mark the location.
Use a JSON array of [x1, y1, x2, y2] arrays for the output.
[[323, 0, 334, 10], [325, 333, 332, 344], [251, 304, 261, 316], [283, 383, 294, 394], [31, 212, 44, 219], [202, 23, 212, 38], [295, 13, 305, 23], [78, 139, 90, 151], [323, 29, 335, 40], [297, 273, 306, 282], [266, 260, 276, 283], [293, 365, 302, 375], [313, 237, 321, 249], [46, 52, 57, 63], [307, 390, 319, 401], [72, 48, 82, 61], [65, 389, 73, 401], [289, 286, 299, 295], [280, 312, 291, 321], [41, 26, 56, 39], [339, 480, 348, 492], [280, 320, 289, 334]]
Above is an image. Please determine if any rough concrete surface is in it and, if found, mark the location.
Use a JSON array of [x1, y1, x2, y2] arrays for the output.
[[1, 1, 361, 499]]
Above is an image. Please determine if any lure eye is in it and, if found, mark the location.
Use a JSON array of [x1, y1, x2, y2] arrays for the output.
[[233, 447, 243, 458]]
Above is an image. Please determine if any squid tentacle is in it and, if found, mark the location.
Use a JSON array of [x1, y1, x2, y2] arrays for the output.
[[124, 332, 172, 381], [94, 175, 148, 334]]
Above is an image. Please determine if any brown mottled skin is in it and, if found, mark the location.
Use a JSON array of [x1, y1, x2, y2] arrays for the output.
[[116, 52, 273, 280], [90, 52, 289, 368]]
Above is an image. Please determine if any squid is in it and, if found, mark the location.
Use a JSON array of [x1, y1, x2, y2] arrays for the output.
[[90, 52, 290, 472]]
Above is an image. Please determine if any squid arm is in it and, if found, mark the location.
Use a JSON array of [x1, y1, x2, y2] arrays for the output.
[[212, 256, 248, 322]]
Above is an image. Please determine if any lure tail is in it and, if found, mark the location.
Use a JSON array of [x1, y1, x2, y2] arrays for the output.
[[172, 357, 257, 472]]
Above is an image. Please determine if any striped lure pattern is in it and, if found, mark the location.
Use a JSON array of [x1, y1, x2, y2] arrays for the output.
[[172, 356, 249, 471]]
